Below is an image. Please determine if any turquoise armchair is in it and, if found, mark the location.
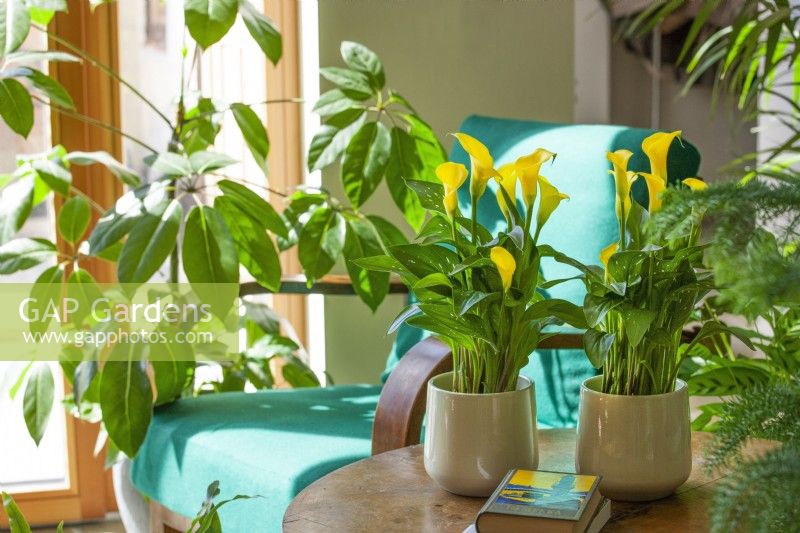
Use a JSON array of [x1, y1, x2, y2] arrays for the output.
[[132, 116, 700, 533]]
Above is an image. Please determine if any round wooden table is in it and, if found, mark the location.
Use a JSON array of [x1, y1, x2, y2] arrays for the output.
[[283, 429, 770, 532]]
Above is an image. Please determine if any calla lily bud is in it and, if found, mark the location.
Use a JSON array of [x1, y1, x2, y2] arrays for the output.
[[642, 130, 681, 183], [515, 148, 555, 208], [536, 176, 569, 229], [435, 162, 468, 218], [452, 132, 494, 200], [607, 150, 634, 222], [490, 246, 516, 292], [682, 177, 707, 191], [638, 172, 666, 213], [600, 241, 618, 269], [494, 163, 517, 220]]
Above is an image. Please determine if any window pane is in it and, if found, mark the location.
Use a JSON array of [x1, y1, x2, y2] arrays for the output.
[[0, 29, 69, 494]]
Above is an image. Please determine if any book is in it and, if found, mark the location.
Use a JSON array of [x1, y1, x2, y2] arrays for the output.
[[474, 469, 604, 533], [464, 499, 610, 533]]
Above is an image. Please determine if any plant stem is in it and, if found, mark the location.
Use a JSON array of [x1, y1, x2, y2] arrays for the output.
[[38, 26, 174, 128], [36, 96, 160, 154]]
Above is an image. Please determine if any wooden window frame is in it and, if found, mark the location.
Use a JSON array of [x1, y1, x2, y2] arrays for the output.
[[3, 0, 307, 525]]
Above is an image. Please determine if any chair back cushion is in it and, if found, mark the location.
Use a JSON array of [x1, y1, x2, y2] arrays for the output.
[[382, 115, 701, 427]]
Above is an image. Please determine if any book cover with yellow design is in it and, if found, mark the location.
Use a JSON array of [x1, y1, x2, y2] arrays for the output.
[[477, 469, 602, 526]]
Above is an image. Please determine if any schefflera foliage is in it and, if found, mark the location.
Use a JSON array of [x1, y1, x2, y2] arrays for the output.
[[0, 0, 442, 458], [303, 40, 447, 310]]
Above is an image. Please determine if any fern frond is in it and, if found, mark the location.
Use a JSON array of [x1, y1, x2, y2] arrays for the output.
[[710, 443, 800, 533]]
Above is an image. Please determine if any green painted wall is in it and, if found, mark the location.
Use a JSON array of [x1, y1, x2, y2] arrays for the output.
[[317, 0, 577, 384]]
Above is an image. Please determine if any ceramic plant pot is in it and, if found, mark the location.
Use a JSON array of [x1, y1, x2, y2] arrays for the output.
[[423, 372, 538, 497], [575, 375, 691, 501]]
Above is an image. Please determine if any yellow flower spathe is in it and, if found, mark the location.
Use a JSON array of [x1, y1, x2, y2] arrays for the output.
[[607, 149, 634, 222], [639, 172, 666, 213], [682, 177, 708, 191], [452, 132, 494, 201], [494, 163, 517, 220], [536, 176, 569, 230], [435, 162, 468, 218], [515, 148, 556, 209], [490, 246, 516, 292], [600, 241, 618, 269], [642, 130, 681, 183]]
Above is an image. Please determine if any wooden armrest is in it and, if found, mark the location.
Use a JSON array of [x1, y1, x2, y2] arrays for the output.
[[240, 275, 408, 297], [371, 337, 452, 455]]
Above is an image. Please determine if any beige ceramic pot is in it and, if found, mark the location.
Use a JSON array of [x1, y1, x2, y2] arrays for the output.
[[575, 375, 691, 501], [423, 372, 538, 497]]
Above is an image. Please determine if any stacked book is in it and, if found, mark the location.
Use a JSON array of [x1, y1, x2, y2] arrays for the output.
[[465, 469, 610, 533]]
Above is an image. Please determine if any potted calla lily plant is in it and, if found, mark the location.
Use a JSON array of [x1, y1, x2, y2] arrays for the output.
[[548, 131, 753, 501], [358, 133, 585, 496]]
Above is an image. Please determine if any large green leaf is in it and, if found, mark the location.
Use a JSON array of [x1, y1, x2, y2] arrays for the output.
[[688, 361, 771, 396], [22, 363, 54, 446], [66, 268, 104, 327], [237, 0, 281, 65], [403, 179, 444, 213], [281, 356, 320, 388], [216, 196, 281, 291], [583, 328, 615, 368], [25, 0, 67, 25], [298, 206, 345, 281], [72, 359, 97, 405], [385, 127, 425, 230], [0, 0, 30, 55], [28, 265, 63, 334], [343, 217, 389, 311], [0, 238, 55, 274], [184, 0, 238, 49], [65, 151, 141, 187], [23, 69, 73, 109], [2, 491, 32, 533], [230, 103, 269, 174], [307, 114, 366, 172], [117, 199, 182, 285], [217, 179, 287, 238], [0, 174, 34, 244], [619, 307, 656, 348], [182, 205, 239, 283], [181, 97, 220, 154], [340, 41, 384, 90], [319, 66, 373, 100], [405, 114, 446, 180], [389, 243, 460, 279], [5, 50, 77, 64], [87, 181, 168, 255], [151, 341, 194, 406], [99, 355, 153, 457], [342, 121, 391, 207], [0, 78, 33, 137], [189, 151, 236, 174], [32, 159, 71, 196], [145, 152, 193, 176], [57, 196, 90, 244], [312, 89, 362, 117]]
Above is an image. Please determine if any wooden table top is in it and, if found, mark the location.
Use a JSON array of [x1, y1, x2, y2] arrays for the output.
[[283, 428, 774, 533]]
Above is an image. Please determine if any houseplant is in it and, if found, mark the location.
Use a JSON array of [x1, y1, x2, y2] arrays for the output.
[[358, 134, 585, 496], [548, 131, 751, 501], [0, 1, 443, 466], [621, 3, 800, 522]]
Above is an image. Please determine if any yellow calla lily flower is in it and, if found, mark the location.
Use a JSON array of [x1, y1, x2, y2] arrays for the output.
[[682, 177, 707, 191], [536, 176, 569, 230], [600, 241, 618, 268], [515, 148, 556, 208], [435, 162, 468, 218], [494, 163, 517, 220], [490, 246, 516, 292], [607, 150, 634, 222], [452, 132, 494, 200], [642, 130, 681, 183], [639, 172, 666, 213]]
